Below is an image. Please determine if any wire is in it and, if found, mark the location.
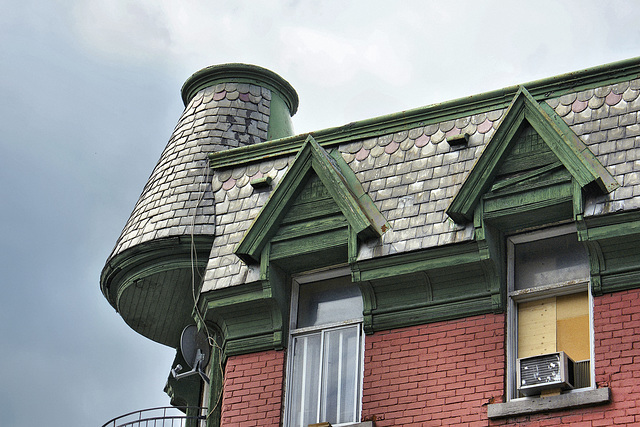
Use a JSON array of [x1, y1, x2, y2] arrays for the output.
[[186, 154, 225, 420]]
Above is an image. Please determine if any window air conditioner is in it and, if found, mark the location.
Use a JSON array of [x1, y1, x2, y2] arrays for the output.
[[517, 351, 575, 396]]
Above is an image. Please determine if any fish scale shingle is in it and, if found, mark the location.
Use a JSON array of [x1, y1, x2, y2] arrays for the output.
[[201, 78, 640, 289]]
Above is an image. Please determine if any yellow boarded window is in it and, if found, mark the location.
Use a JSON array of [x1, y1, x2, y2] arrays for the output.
[[518, 291, 589, 362]]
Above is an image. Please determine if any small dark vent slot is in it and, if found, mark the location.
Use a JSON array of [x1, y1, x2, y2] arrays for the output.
[[574, 360, 591, 388]]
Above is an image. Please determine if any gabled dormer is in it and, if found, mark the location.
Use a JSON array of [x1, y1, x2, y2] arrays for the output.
[[447, 87, 618, 232], [200, 136, 389, 358], [236, 135, 389, 273]]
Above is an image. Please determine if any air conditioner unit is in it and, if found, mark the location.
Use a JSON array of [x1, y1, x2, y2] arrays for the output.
[[517, 351, 575, 396]]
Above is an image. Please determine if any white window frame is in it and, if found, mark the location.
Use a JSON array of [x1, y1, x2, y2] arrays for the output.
[[506, 224, 595, 401], [284, 267, 365, 427]]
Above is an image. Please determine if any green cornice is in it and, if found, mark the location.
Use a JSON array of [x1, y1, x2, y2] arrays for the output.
[[351, 241, 482, 283], [578, 210, 640, 295], [209, 56, 640, 169], [181, 63, 299, 114], [198, 265, 289, 360], [579, 209, 640, 240], [101, 236, 213, 307]]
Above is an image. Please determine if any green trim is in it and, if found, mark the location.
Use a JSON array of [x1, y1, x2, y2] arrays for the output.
[[235, 135, 389, 264], [181, 63, 298, 114], [351, 241, 482, 282], [205, 327, 223, 427], [100, 236, 214, 346], [580, 210, 640, 240], [209, 57, 640, 169], [352, 242, 498, 332], [447, 87, 618, 223], [101, 236, 213, 307], [199, 264, 289, 360], [201, 242, 498, 354], [369, 296, 495, 332], [266, 92, 296, 140], [578, 210, 640, 294]]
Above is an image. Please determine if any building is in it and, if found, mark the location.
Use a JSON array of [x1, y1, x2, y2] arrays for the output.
[[101, 58, 640, 426]]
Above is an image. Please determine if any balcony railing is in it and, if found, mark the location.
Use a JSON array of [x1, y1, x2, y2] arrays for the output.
[[101, 406, 206, 427]]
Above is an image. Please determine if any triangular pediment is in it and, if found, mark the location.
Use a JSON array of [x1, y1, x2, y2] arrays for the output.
[[236, 135, 389, 265], [447, 87, 619, 224]]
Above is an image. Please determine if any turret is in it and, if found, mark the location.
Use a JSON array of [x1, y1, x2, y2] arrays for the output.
[[100, 64, 298, 347]]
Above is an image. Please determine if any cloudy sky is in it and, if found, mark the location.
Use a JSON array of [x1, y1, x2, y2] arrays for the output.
[[1, 1, 639, 425]]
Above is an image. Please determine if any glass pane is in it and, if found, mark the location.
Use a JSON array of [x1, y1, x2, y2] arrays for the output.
[[289, 333, 321, 427], [514, 233, 589, 290], [297, 277, 363, 328], [321, 325, 360, 425]]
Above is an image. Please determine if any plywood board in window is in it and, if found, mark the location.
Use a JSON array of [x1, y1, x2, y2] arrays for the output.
[[518, 297, 556, 358], [556, 292, 590, 361]]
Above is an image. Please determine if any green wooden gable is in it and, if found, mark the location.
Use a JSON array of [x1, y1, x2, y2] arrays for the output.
[[199, 136, 389, 359], [447, 87, 618, 227], [235, 135, 389, 271]]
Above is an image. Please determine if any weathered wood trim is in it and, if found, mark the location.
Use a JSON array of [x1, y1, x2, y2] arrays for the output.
[[369, 294, 495, 333], [578, 210, 640, 294], [447, 87, 617, 224], [351, 241, 482, 282], [235, 135, 388, 264], [351, 243, 497, 332], [100, 236, 214, 346], [198, 259, 290, 360]]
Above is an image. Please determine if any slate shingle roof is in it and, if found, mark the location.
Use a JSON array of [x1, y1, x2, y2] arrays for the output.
[[202, 77, 640, 291], [109, 82, 274, 257]]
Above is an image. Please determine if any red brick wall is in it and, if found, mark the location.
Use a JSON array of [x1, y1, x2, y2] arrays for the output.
[[217, 289, 640, 426], [362, 313, 506, 425], [220, 349, 285, 426]]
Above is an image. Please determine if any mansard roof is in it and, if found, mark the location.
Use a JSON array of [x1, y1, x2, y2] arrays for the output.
[[203, 58, 640, 291]]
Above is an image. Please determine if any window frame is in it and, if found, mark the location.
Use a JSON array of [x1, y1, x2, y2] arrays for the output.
[[284, 267, 365, 427], [505, 224, 595, 401]]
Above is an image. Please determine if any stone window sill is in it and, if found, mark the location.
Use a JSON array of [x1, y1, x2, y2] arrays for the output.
[[487, 388, 611, 419]]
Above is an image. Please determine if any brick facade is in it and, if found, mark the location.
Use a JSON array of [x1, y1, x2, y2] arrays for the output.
[[361, 314, 505, 426], [489, 289, 640, 426], [218, 289, 640, 426], [221, 350, 286, 426]]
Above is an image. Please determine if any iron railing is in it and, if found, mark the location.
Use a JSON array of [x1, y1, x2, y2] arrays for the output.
[[101, 406, 206, 427]]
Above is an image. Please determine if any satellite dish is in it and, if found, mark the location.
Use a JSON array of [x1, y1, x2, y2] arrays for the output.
[[170, 325, 211, 384], [180, 325, 210, 369]]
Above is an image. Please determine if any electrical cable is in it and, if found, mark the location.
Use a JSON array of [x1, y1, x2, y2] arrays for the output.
[[187, 154, 225, 421]]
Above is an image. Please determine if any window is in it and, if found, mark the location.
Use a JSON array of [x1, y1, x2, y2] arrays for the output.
[[506, 225, 593, 400], [286, 270, 364, 427]]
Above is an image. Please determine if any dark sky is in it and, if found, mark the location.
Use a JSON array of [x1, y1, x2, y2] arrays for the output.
[[1, 1, 639, 425]]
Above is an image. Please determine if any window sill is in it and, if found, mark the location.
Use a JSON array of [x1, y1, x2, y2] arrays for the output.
[[487, 388, 610, 419]]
